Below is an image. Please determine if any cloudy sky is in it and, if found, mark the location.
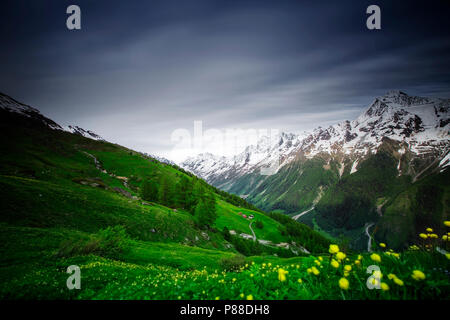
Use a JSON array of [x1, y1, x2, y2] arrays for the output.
[[1, 0, 450, 162]]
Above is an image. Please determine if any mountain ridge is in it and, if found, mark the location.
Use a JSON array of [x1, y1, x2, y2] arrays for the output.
[[182, 90, 449, 190], [181, 91, 450, 250]]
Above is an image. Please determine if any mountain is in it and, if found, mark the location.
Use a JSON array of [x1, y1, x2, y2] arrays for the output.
[[1, 92, 107, 143], [182, 91, 450, 250], [183, 91, 449, 184], [64, 125, 104, 141], [0, 91, 330, 277], [0, 92, 62, 130]]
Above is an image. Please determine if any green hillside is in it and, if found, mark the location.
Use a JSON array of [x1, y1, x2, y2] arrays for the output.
[[375, 170, 450, 249], [228, 156, 339, 214], [1, 108, 448, 300]]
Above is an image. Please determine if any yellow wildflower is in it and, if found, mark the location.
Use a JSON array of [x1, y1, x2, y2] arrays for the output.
[[444, 221, 450, 227], [443, 235, 448, 241], [344, 265, 352, 272], [297, 278, 303, 284], [329, 244, 340, 254], [379, 243, 386, 248], [446, 253, 450, 260], [373, 270, 383, 279], [419, 233, 428, 239], [411, 270, 426, 281], [387, 273, 396, 280], [331, 259, 339, 268], [311, 266, 320, 276], [339, 277, 349, 290], [393, 277, 404, 286], [278, 268, 288, 282], [380, 282, 389, 291], [370, 253, 381, 263], [246, 295, 253, 300], [426, 227, 433, 232], [319, 256, 323, 261], [336, 252, 346, 261], [369, 278, 379, 286], [354, 260, 361, 265]]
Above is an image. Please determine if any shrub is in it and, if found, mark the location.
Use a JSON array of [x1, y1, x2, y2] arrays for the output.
[[219, 255, 246, 271], [254, 220, 264, 229], [57, 225, 131, 259]]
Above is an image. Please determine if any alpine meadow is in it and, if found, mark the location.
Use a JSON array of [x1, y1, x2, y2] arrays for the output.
[[1, 0, 450, 306], [0, 91, 449, 300]]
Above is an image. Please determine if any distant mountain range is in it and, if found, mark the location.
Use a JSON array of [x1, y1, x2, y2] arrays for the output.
[[182, 91, 450, 250]]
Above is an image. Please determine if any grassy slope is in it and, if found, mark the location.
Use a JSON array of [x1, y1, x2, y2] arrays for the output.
[[375, 169, 450, 249], [312, 150, 415, 250], [0, 110, 333, 299], [215, 200, 286, 243], [229, 157, 339, 214]]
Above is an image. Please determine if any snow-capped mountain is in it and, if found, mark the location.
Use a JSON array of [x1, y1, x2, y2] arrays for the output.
[[140, 152, 176, 166], [64, 125, 104, 141], [182, 91, 450, 187], [182, 131, 309, 186], [1, 92, 106, 142], [0, 92, 62, 130]]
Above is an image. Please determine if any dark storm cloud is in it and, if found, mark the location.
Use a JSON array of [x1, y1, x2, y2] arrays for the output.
[[1, 0, 449, 161]]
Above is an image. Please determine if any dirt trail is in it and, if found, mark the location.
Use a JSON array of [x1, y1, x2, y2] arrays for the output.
[[249, 221, 256, 241], [83, 151, 129, 189], [377, 200, 388, 217], [365, 223, 375, 252]]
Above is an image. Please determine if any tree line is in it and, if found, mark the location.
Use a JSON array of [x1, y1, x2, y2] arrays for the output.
[[140, 174, 217, 229]]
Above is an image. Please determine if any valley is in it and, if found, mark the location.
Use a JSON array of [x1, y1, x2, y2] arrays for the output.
[[182, 91, 450, 251], [0, 92, 449, 300]]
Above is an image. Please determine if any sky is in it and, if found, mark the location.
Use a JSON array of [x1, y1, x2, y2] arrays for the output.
[[1, 0, 450, 162]]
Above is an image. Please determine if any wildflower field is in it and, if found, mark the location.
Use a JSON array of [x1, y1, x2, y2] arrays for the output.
[[1, 225, 449, 300]]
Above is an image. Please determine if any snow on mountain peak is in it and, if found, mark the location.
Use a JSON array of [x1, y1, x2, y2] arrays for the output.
[[0, 92, 62, 130], [182, 91, 449, 182], [64, 125, 104, 141]]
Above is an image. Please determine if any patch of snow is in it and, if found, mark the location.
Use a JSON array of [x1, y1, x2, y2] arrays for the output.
[[439, 152, 450, 168], [350, 160, 359, 174]]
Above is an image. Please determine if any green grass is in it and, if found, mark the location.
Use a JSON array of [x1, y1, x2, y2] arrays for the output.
[[215, 200, 287, 243], [1, 109, 448, 300], [2, 239, 448, 300]]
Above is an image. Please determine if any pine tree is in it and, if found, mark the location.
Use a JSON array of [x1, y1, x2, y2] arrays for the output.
[[194, 192, 217, 228], [158, 175, 175, 207], [177, 175, 191, 209], [141, 179, 158, 202]]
